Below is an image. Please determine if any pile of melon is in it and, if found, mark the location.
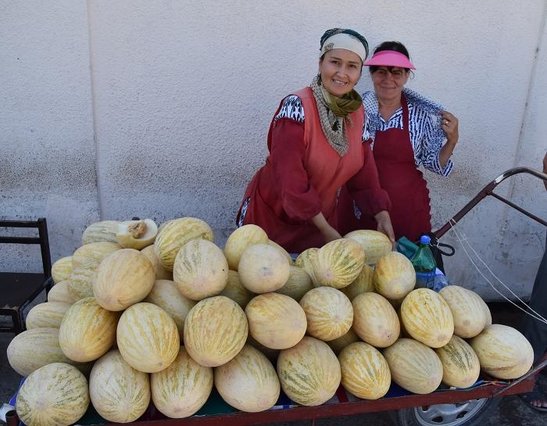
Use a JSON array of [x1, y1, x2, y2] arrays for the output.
[[6, 219, 535, 425]]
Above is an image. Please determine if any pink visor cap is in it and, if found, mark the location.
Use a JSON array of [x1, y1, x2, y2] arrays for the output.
[[363, 50, 416, 69]]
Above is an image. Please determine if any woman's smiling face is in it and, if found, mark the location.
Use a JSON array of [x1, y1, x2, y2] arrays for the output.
[[319, 49, 362, 97]]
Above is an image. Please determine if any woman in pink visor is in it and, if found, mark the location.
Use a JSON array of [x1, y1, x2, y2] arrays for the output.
[[338, 41, 459, 265], [236, 29, 394, 253]]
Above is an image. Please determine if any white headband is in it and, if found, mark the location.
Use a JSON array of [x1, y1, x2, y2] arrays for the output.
[[320, 33, 368, 63]]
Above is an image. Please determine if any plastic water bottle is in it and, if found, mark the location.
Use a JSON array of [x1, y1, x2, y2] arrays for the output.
[[432, 268, 449, 292], [411, 235, 437, 289]]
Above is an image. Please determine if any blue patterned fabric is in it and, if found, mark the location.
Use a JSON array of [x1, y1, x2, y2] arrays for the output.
[[362, 88, 453, 176]]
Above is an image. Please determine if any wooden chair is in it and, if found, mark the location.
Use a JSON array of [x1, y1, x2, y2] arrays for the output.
[[0, 218, 53, 334]]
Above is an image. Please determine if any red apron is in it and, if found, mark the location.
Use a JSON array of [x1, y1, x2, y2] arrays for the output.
[[338, 95, 431, 241]]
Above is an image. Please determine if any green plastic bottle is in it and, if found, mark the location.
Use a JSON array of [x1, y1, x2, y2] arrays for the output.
[[411, 235, 436, 288]]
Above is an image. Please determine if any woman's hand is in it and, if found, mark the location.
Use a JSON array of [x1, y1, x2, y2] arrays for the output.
[[440, 111, 459, 167], [374, 210, 395, 244], [311, 213, 342, 244]]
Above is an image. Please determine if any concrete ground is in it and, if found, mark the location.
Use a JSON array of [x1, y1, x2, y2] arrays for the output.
[[1, 300, 545, 426]]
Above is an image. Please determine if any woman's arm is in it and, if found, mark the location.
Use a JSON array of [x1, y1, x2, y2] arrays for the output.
[[311, 213, 342, 243], [439, 111, 459, 168]]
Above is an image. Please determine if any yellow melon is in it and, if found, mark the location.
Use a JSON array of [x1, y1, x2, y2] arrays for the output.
[[277, 336, 341, 406], [339, 341, 391, 400], [154, 217, 214, 271], [16, 363, 89, 426], [184, 296, 248, 367], [352, 292, 400, 348], [93, 248, 156, 311], [26, 301, 71, 329], [59, 297, 119, 362], [383, 338, 443, 394], [340, 263, 375, 300], [299, 287, 353, 341], [89, 350, 150, 423], [439, 285, 487, 338], [219, 270, 254, 308], [344, 229, 392, 265], [276, 265, 314, 301], [215, 344, 281, 412], [117, 302, 180, 373], [400, 288, 454, 348], [435, 335, 480, 388], [327, 328, 361, 355], [294, 247, 319, 285], [173, 239, 229, 300], [51, 256, 72, 284], [116, 218, 158, 249], [47, 280, 77, 304], [238, 243, 290, 293], [373, 251, 415, 299], [311, 238, 365, 289], [224, 224, 269, 270], [267, 239, 293, 264], [141, 244, 173, 280], [151, 347, 213, 418], [245, 292, 307, 350], [82, 220, 120, 245], [470, 324, 534, 379]]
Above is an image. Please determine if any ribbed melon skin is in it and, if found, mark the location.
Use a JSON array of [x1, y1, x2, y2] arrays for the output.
[[339, 341, 391, 400], [470, 324, 534, 379], [373, 251, 416, 299], [26, 301, 71, 329], [93, 248, 156, 311], [341, 263, 375, 300], [352, 292, 400, 348], [276, 265, 314, 301], [69, 241, 121, 300], [295, 248, 319, 285], [219, 270, 254, 308], [89, 350, 150, 423], [311, 239, 365, 289], [51, 256, 73, 284], [277, 336, 341, 406], [299, 287, 353, 341], [439, 285, 486, 338], [151, 347, 213, 418], [401, 288, 454, 348], [154, 217, 214, 271], [215, 344, 280, 412], [47, 280, 77, 304], [224, 224, 269, 270], [435, 335, 480, 388], [383, 338, 443, 394], [344, 229, 393, 265], [245, 293, 306, 350], [173, 239, 229, 300], [117, 302, 180, 373], [16, 362, 89, 426], [59, 297, 119, 362], [327, 328, 361, 355], [141, 244, 173, 280], [184, 296, 248, 367], [82, 220, 120, 245]]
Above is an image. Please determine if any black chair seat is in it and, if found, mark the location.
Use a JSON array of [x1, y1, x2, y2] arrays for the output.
[[0, 272, 49, 308]]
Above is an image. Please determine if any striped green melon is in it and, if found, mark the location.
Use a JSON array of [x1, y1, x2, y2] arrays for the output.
[[7, 328, 89, 377], [69, 241, 121, 300], [154, 217, 214, 271], [219, 270, 254, 308], [144, 279, 196, 338], [151, 346, 213, 418], [435, 335, 480, 388], [93, 248, 155, 311], [117, 302, 180, 373], [215, 344, 280, 412], [340, 263, 375, 300], [238, 243, 290, 293], [277, 336, 341, 406], [352, 292, 400, 348], [184, 296, 248, 367], [116, 218, 158, 249], [16, 363, 89, 426], [59, 297, 119, 362], [294, 248, 319, 285], [173, 239, 229, 300], [141, 244, 173, 280], [26, 301, 71, 329], [51, 256, 72, 284], [47, 280, 77, 304], [276, 265, 314, 301], [89, 350, 150, 423], [299, 287, 353, 341], [439, 285, 487, 338], [224, 224, 269, 270], [339, 341, 391, 400], [311, 238, 365, 288], [373, 251, 415, 299], [344, 229, 393, 265], [82, 220, 120, 245], [470, 324, 534, 379], [383, 338, 443, 394], [246, 293, 306, 350], [401, 288, 454, 348]]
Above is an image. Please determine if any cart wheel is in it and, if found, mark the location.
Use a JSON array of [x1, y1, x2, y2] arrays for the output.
[[394, 397, 500, 426]]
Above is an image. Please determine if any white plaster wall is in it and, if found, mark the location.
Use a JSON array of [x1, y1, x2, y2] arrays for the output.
[[1, 0, 545, 299]]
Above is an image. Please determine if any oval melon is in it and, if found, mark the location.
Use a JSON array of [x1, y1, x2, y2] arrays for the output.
[[47, 280, 77, 304], [26, 301, 71, 329], [224, 224, 269, 270], [340, 263, 374, 300], [373, 251, 415, 299], [82, 220, 120, 245], [344, 229, 392, 265], [238, 243, 290, 293], [435, 335, 480, 388], [51, 256, 72, 284], [439, 285, 487, 338], [219, 270, 255, 308], [276, 265, 314, 301], [141, 244, 173, 280], [311, 238, 365, 289], [352, 292, 400, 348]]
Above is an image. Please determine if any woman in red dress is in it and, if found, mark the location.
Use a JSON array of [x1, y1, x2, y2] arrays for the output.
[[236, 28, 394, 253]]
